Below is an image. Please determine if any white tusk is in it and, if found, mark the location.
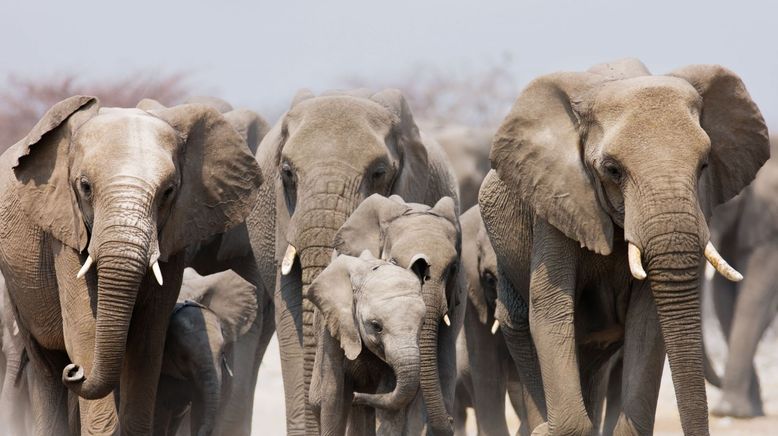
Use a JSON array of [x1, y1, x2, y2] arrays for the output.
[[491, 319, 500, 335], [281, 244, 297, 276], [627, 243, 647, 280], [704, 242, 743, 282], [443, 313, 451, 327], [76, 256, 94, 279], [152, 262, 164, 286]]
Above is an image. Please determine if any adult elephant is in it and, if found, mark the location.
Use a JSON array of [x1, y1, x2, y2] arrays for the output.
[[478, 59, 769, 435], [0, 96, 262, 435], [705, 140, 778, 418], [140, 96, 274, 436], [246, 89, 460, 435], [454, 205, 524, 436]]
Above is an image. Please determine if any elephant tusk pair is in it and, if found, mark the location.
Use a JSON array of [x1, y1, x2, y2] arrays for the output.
[[627, 242, 742, 282], [75, 255, 164, 286], [281, 244, 297, 276]]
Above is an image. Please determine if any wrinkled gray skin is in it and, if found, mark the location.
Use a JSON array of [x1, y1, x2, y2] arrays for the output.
[[154, 268, 258, 436], [0, 96, 262, 435], [479, 59, 769, 435], [140, 96, 275, 436], [0, 273, 33, 436], [334, 194, 466, 435], [427, 124, 492, 210], [308, 252, 426, 436], [453, 206, 524, 436], [246, 89, 459, 435], [704, 142, 778, 418]]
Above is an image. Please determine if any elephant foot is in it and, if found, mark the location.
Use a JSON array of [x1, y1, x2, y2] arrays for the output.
[[712, 393, 764, 418], [531, 422, 549, 436]]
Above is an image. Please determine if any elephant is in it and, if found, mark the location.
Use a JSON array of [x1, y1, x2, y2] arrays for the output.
[[138, 95, 274, 436], [428, 124, 493, 211], [0, 273, 33, 436], [453, 205, 524, 436], [308, 251, 427, 436], [0, 96, 262, 435], [333, 194, 466, 434], [154, 268, 258, 436], [703, 139, 778, 418], [478, 58, 769, 435], [245, 88, 460, 435]]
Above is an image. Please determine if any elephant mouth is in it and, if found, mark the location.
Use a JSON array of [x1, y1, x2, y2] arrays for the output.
[[625, 240, 741, 282]]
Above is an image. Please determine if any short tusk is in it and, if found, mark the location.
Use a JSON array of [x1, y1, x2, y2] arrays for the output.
[[704, 242, 743, 282], [491, 319, 500, 335], [442, 313, 451, 327], [627, 243, 647, 280], [152, 262, 163, 286], [281, 244, 297, 276], [76, 255, 94, 279]]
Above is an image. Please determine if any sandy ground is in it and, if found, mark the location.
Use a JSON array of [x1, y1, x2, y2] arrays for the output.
[[251, 297, 778, 435]]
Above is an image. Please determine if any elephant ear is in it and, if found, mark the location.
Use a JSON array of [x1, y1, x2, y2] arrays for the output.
[[223, 109, 270, 155], [370, 89, 429, 200], [306, 254, 364, 360], [490, 72, 614, 255], [333, 193, 410, 258], [151, 104, 264, 260], [11, 95, 99, 252], [200, 270, 258, 343], [669, 65, 770, 212]]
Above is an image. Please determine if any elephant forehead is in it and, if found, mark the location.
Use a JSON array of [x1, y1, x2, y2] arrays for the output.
[[76, 109, 179, 154], [358, 264, 421, 296], [592, 76, 702, 116]]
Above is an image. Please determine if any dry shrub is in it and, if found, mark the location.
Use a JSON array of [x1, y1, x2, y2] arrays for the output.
[[341, 55, 520, 129], [0, 72, 190, 151]]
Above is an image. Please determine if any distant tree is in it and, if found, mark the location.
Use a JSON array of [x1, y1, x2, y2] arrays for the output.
[[0, 72, 191, 150], [341, 55, 520, 129]]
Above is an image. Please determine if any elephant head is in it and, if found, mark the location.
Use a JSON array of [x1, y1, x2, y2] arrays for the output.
[[161, 269, 258, 435], [10, 96, 262, 399], [307, 251, 426, 412], [489, 58, 769, 433], [460, 206, 499, 330], [334, 194, 461, 434]]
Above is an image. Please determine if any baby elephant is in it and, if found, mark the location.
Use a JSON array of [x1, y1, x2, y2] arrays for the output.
[[154, 268, 257, 436], [309, 251, 427, 436]]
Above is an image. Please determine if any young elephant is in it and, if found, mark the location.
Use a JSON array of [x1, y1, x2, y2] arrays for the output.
[[154, 268, 257, 436], [333, 194, 466, 434], [479, 58, 769, 435], [454, 206, 524, 436], [308, 251, 426, 435]]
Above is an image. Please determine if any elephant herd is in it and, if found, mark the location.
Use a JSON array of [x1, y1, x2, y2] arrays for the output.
[[0, 58, 773, 436]]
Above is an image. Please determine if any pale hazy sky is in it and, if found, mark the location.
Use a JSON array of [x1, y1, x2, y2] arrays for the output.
[[2, 0, 776, 125]]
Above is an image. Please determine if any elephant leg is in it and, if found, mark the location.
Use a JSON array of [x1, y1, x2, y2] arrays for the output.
[[347, 406, 375, 436], [214, 258, 276, 436], [613, 283, 664, 436], [116, 258, 183, 434], [452, 378, 470, 436], [578, 344, 620, 432], [465, 312, 509, 436], [24, 346, 69, 436], [602, 356, 622, 436], [527, 222, 591, 435], [438, 284, 466, 415], [505, 364, 526, 436], [275, 267, 306, 435], [712, 247, 778, 418], [711, 271, 737, 341]]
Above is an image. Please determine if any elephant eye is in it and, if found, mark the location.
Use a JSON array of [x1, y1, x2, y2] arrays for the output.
[[161, 185, 176, 201], [602, 161, 624, 183], [281, 162, 295, 181], [371, 166, 386, 180], [79, 176, 92, 198], [369, 320, 383, 334]]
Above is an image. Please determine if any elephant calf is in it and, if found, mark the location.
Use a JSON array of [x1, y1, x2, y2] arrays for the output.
[[154, 268, 258, 436], [308, 251, 427, 435]]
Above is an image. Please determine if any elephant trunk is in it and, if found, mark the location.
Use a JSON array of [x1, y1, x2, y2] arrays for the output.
[[630, 182, 711, 435], [353, 345, 420, 411], [63, 188, 156, 400], [291, 167, 363, 432], [419, 279, 452, 436]]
